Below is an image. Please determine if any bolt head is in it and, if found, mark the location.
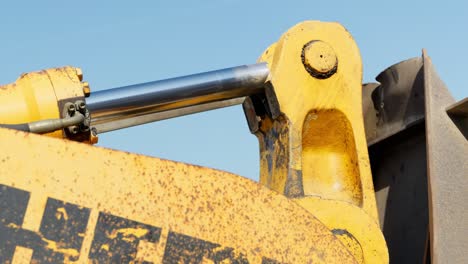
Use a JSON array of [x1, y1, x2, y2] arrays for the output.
[[69, 125, 79, 134], [67, 103, 76, 113], [302, 40, 338, 79], [78, 101, 86, 110]]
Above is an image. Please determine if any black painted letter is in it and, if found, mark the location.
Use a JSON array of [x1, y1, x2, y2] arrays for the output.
[[0, 184, 90, 263], [89, 212, 161, 263]]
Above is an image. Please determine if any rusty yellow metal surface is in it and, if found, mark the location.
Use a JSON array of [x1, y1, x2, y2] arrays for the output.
[[0, 67, 89, 140], [296, 198, 388, 263], [0, 127, 358, 263], [252, 21, 388, 263], [0, 21, 390, 263]]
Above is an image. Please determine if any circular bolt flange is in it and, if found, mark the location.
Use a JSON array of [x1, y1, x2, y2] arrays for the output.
[[301, 40, 338, 79]]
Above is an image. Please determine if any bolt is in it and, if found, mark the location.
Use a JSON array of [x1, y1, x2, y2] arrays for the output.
[[77, 101, 86, 111], [82, 82, 91, 97], [68, 125, 79, 134], [301, 40, 338, 79], [75, 68, 83, 81], [67, 103, 76, 114]]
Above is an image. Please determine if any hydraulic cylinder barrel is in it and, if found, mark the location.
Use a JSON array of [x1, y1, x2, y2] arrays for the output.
[[87, 63, 269, 133]]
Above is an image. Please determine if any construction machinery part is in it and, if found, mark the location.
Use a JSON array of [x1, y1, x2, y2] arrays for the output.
[[244, 21, 388, 263], [363, 52, 468, 263], [93, 98, 245, 134], [422, 51, 467, 263], [0, 112, 85, 134], [445, 96, 467, 140], [364, 56, 430, 262], [363, 58, 426, 146], [0, 128, 358, 263], [87, 63, 269, 133], [0, 66, 96, 143]]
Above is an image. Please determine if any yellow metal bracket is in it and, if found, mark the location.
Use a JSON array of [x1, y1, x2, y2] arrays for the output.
[[244, 21, 388, 263]]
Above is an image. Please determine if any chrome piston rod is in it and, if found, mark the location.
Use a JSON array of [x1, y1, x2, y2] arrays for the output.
[[87, 63, 269, 133]]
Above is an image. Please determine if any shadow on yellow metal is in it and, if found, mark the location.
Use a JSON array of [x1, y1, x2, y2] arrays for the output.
[[249, 21, 388, 263], [0, 128, 358, 263]]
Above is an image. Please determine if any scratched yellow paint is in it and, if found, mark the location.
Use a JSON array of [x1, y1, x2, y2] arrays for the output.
[[0, 127, 357, 263], [253, 21, 388, 263], [108, 228, 150, 239]]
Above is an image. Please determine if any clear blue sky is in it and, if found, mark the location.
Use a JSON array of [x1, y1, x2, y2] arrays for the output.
[[1, 1, 466, 180]]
